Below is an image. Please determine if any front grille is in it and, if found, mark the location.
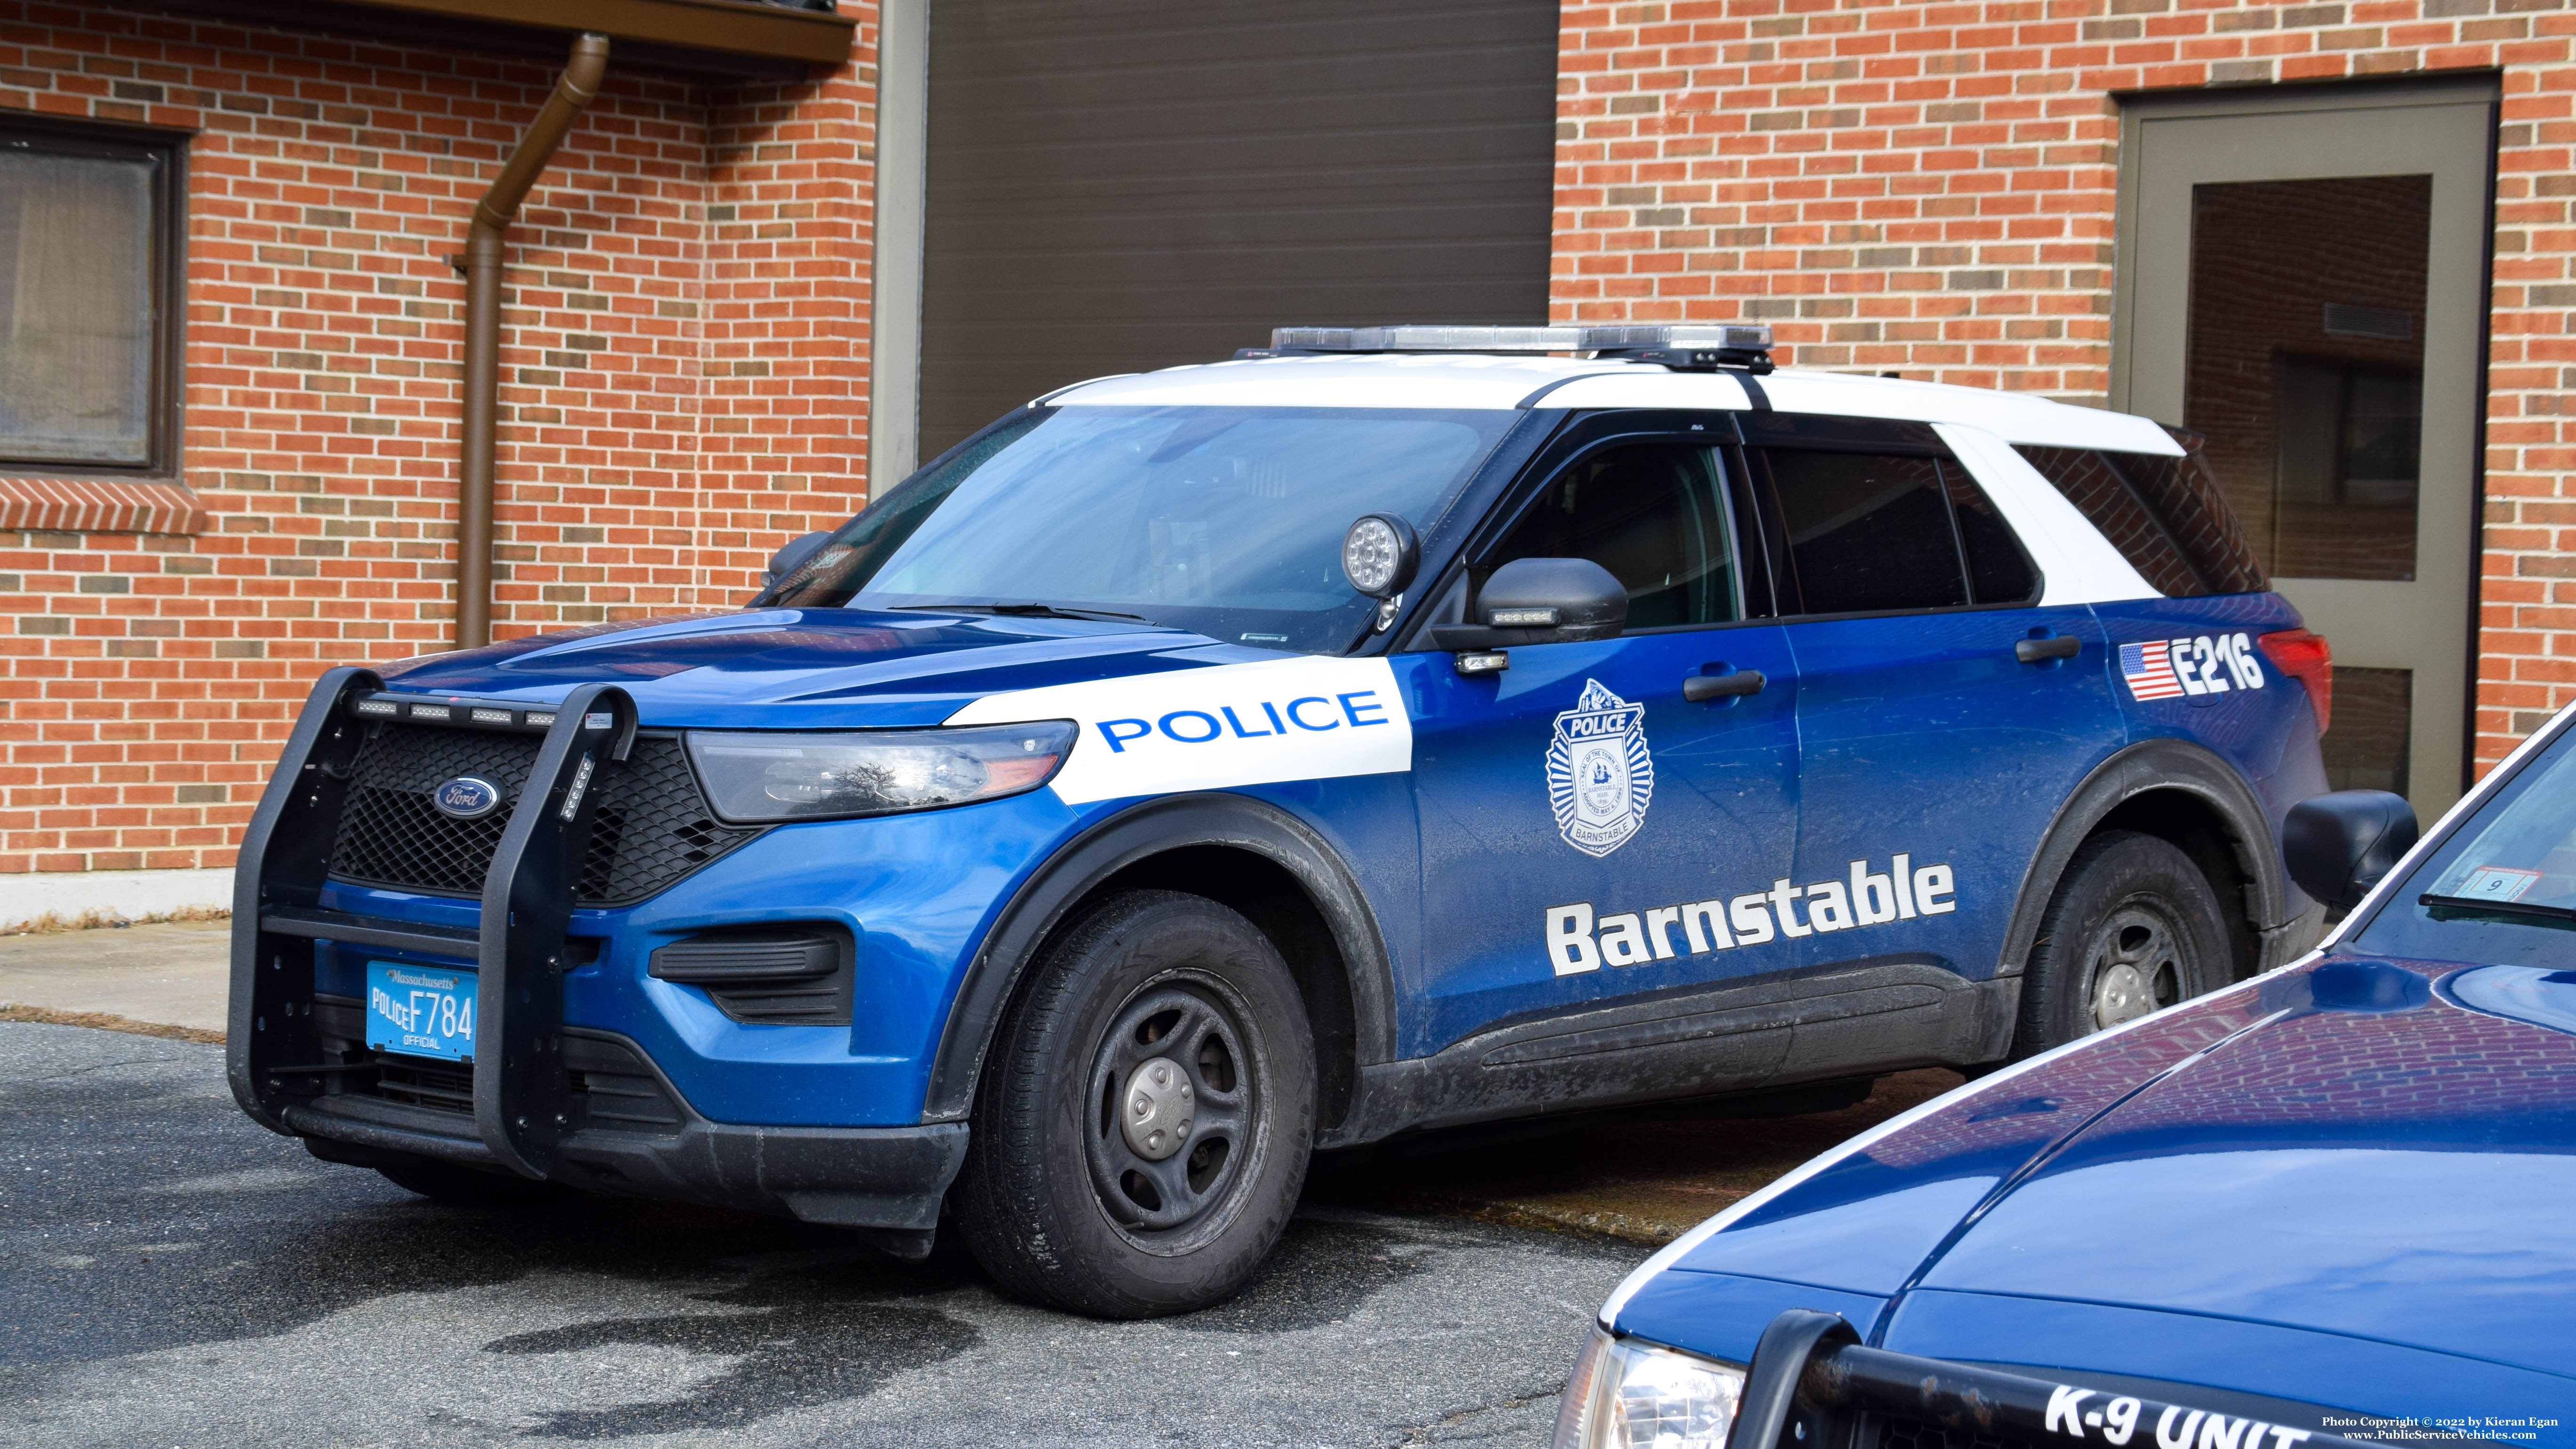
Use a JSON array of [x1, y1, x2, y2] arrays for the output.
[[310, 997, 687, 1134], [372, 1052, 474, 1114], [327, 723, 760, 906]]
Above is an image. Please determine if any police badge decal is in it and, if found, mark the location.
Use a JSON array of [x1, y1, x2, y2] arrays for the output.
[[1546, 679, 1653, 857]]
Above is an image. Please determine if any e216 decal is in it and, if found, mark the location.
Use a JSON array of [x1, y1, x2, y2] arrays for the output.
[[2119, 632, 2264, 703]]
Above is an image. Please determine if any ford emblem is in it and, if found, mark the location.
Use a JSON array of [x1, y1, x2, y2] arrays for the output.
[[432, 776, 504, 821]]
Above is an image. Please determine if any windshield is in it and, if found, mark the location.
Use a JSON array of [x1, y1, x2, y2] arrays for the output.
[[764, 405, 1517, 653], [2351, 718, 2576, 966]]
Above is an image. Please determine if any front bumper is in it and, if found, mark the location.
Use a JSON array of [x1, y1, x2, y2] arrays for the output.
[[286, 1020, 966, 1234], [228, 670, 978, 1242], [1730, 1309, 2458, 1449]]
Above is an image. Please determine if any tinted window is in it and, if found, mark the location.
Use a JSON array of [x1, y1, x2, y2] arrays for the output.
[[1762, 450, 1967, 614], [1945, 466, 2038, 604], [2015, 438, 2267, 597], [1488, 443, 1736, 627]]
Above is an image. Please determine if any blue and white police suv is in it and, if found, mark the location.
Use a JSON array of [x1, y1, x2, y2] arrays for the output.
[[229, 324, 2333, 1317]]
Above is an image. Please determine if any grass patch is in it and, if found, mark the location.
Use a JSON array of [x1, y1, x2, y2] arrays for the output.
[[4, 906, 231, 935], [0, 1003, 224, 1043]]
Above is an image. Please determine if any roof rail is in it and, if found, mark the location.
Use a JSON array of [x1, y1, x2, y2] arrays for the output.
[[1246, 323, 1774, 374]]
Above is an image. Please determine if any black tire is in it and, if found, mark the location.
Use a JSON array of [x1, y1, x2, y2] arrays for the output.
[[2014, 831, 2231, 1057], [376, 1160, 571, 1209], [954, 889, 1316, 1318]]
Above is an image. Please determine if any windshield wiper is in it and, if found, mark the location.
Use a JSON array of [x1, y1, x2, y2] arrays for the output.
[[2420, 892, 2576, 929], [891, 601, 1149, 623]]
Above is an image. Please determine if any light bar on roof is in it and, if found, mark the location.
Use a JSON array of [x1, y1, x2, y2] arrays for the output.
[[1266, 323, 1772, 356], [1270, 325, 1589, 352], [1581, 324, 1772, 352]]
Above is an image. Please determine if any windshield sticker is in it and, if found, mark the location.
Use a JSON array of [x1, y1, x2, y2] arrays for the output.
[[2120, 633, 2263, 702], [1547, 853, 1953, 976], [2454, 865, 2542, 903], [942, 656, 1412, 805], [1548, 679, 1654, 857]]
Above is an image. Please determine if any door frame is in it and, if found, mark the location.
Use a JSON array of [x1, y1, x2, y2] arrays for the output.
[[2109, 75, 2502, 804]]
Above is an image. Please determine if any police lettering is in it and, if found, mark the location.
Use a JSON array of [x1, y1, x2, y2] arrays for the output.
[[1098, 688, 1393, 753], [1547, 853, 1956, 977]]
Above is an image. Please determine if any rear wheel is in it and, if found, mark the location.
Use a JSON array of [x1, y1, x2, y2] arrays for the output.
[[2015, 831, 2230, 1057], [954, 890, 1315, 1318]]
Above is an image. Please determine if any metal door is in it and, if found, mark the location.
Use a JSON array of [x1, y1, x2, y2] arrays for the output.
[[1397, 436, 1802, 1057], [2114, 81, 2496, 818], [917, 0, 1561, 460]]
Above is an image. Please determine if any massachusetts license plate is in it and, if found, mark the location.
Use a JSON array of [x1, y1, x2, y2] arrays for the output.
[[365, 961, 477, 1062]]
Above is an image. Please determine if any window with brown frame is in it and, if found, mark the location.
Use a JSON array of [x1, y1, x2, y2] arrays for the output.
[[0, 120, 180, 474]]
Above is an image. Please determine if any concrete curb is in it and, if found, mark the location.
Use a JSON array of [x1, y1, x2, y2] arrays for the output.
[[0, 867, 233, 932]]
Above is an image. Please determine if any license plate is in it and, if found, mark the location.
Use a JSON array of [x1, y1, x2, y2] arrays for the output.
[[365, 961, 477, 1062]]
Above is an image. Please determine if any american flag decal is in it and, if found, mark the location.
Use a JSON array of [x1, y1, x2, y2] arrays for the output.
[[2119, 641, 2186, 700]]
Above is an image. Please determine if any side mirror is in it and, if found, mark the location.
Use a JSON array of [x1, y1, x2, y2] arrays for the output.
[[2283, 789, 2420, 909], [1427, 557, 1629, 664], [1477, 557, 1627, 640], [764, 530, 833, 588]]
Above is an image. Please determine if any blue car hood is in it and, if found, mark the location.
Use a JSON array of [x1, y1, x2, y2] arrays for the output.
[[1661, 957, 2576, 1382], [375, 608, 1254, 728]]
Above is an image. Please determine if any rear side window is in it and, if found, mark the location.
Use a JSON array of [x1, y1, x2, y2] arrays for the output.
[[2014, 436, 2267, 597], [1487, 442, 1738, 627], [1756, 450, 2037, 616], [1945, 466, 2038, 605]]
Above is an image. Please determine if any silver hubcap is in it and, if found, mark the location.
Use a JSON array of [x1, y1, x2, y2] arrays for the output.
[[1120, 1056, 1196, 1161], [2088, 906, 2183, 1031]]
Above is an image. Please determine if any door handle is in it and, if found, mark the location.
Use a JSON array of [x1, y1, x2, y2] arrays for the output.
[[1684, 670, 1765, 702], [2014, 635, 2081, 664]]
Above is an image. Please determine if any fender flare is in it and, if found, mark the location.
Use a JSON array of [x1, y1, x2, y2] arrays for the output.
[[1995, 738, 2289, 980], [920, 793, 1399, 1123]]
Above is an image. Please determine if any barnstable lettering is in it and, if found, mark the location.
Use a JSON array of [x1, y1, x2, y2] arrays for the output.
[[1546, 853, 1956, 976]]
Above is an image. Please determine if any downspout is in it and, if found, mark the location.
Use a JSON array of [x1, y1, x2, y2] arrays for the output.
[[457, 32, 611, 650]]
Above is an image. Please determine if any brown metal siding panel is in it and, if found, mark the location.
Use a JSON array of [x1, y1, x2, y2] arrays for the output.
[[918, 0, 1561, 458]]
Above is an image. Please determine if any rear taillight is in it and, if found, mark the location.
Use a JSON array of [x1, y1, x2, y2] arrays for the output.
[[2258, 628, 2333, 734]]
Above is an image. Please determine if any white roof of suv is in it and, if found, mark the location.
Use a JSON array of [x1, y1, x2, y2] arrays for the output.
[[1047, 353, 2184, 456]]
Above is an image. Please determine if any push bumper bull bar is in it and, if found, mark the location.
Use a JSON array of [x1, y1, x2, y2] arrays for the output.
[[227, 668, 964, 1250], [1732, 1309, 2424, 1449]]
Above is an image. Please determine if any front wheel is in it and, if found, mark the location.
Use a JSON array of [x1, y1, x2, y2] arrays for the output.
[[2014, 830, 2230, 1057], [953, 890, 1315, 1318]]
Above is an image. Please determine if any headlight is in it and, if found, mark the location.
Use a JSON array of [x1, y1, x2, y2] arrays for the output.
[[1551, 1327, 1745, 1449], [686, 722, 1076, 822]]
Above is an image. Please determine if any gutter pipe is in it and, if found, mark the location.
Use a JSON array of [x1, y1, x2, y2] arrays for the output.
[[457, 32, 611, 651]]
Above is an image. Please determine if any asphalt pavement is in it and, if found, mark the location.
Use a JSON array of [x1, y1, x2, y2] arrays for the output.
[[0, 1021, 1647, 1449]]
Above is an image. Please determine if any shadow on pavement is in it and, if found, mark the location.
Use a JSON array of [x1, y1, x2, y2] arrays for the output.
[[1302, 1067, 1967, 1243]]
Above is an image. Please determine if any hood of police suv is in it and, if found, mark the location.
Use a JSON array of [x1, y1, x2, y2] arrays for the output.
[[377, 608, 1247, 729], [1626, 955, 2576, 1385]]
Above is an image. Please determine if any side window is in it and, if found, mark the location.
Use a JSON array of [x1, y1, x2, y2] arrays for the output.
[[1486, 443, 1737, 628], [1760, 450, 1967, 614], [1944, 466, 2039, 604], [2014, 439, 2267, 598]]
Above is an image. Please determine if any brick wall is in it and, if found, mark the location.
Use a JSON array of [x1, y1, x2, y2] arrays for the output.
[[1550, 0, 2576, 770], [0, 2, 876, 876]]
